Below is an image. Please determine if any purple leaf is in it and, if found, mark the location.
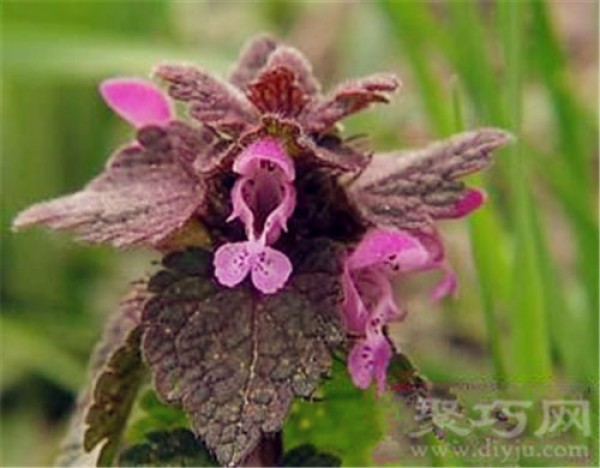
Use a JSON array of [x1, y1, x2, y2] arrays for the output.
[[247, 66, 311, 117], [302, 73, 400, 133], [228, 35, 279, 90], [349, 128, 513, 232], [300, 133, 371, 172], [261, 46, 321, 96], [155, 64, 259, 133], [13, 126, 204, 248], [57, 286, 148, 467], [141, 244, 343, 466]]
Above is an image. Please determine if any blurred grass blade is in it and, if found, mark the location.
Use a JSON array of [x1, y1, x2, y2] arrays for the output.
[[446, 2, 505, 126], [3, 24, 230, 80], [452, 80, 509, 387], [498, 0, 552, 383], [378, 0, 454, 136], [528, 0, 599, 319], [1, 314, 85, 391], [529, 0, 596, 189]]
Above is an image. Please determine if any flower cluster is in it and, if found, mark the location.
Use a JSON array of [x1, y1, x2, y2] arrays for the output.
[[13, 35, 510, 394]]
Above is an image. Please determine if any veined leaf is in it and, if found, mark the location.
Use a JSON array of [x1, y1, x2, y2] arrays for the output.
[[141, 243, 344, 466]]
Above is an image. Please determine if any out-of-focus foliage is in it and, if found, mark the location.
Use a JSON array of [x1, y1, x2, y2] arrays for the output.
[[1, 1, 597, 466]]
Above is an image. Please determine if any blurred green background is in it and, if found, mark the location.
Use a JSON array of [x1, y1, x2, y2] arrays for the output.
[[1, 1, 598, 466]]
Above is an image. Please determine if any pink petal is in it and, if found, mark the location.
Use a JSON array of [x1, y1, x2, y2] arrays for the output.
[[348, 229, 429, 272], [341, 267, 369, 332], [228, 173, 296, 245], [213, 241, 253, 288], [100, 78, 173, 128], [447, 188, 486, 218], [234, 138, 295, 181], [251, 245, 293, 294], [261, 181, 296, 244], [431, 264, 458, 300], [348, 336, 392, 394], [228, 177, 256, 237]]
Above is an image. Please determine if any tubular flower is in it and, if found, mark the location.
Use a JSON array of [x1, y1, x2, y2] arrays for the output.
[[214, 138, 296, 294], [13, 34, 512, 408], [343, 229, 455, 393]]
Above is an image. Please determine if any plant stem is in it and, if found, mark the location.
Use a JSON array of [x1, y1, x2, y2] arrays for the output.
[[241, 432, 283, 467]]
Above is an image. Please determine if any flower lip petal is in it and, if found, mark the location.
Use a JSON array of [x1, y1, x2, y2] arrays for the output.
[[347, 228, 429, 272], [100, 78, 173, 128], [251, 245, 293, 294], [348, 336, 392, 394], [213, 241, 253, 288], [233, 137, 295, 181]]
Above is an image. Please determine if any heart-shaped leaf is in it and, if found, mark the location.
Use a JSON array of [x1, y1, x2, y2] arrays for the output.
[[141, 241, 344, 466]]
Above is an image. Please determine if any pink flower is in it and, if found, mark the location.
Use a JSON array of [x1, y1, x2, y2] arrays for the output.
[[213, 138, 296, 294], [342, 228, 458, 394], [99, 78, 174, 128], [214, 241, 292, 295]]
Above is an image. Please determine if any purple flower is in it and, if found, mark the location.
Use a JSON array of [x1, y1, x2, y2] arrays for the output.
[[99, 78, 174, 128], [214, 138, 296, 294], [342, 229, 442, 393]]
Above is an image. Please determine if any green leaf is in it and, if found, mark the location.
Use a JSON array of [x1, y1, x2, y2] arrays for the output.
[[119, 429, 217, 467], [126, 389, 189, 446], [56, 286, 148, 467], [283, 360, 383, 466], [141, 243, 344, 466], [0, 314, 86, 392]]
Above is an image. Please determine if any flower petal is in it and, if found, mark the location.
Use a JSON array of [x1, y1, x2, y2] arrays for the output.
[[448, 188, 486, 218], [251, 246, 293, 294], [228, 162, 296, 244], [348, 229, 429, 272], [261, 181, 296, 245], [100, 78, 173, 128], [234, 138, 295, 181], [431, 264, 458, 300], [348, 336, 392, 394], [341, 267, 369, 332], [228, 177, 256, 237], [213, 241, 253, 288]]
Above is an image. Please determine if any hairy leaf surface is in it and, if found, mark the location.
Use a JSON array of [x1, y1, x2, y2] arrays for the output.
[[13, 124, 205, 248], [141, 242, 344, 466], [349, 128, 512, 232]]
